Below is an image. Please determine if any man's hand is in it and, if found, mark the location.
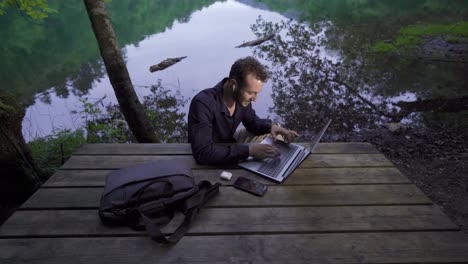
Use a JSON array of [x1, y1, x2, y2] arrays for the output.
[[271, 124, 299, 143], [249, 144, 280, 160]]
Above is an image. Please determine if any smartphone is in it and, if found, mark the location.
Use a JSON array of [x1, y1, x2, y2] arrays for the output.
[[233, 177, 268, 196]]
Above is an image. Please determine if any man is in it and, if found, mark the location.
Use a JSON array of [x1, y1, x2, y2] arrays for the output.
[[188, 56, 299, 165]]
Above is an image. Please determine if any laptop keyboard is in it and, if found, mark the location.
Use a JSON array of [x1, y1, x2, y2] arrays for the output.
[[258, 144, 299, 178]]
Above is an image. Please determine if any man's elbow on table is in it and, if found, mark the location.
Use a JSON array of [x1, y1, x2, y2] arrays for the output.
[[192, 151, 213, 165], [192, 145, 243, 165], [192, 147, 222, 165]]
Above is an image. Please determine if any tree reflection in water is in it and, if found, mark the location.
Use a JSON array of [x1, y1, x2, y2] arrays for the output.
[[251, 17, 401, 138], [82, 80, 187, 143]]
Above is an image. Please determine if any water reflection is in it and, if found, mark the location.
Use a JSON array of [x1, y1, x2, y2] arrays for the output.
[[0, 0, 218, 105], [17, 0, 286, 140], [2, 0, 466, 140], [251, 18, 400, 136], [82, 80, 188, 143], [249, 0, 468, 135]]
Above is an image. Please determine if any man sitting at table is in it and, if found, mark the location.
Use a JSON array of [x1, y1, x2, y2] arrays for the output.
[[188, 56, 299, 165]]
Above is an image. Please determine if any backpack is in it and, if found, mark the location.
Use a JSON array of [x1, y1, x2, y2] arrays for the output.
[[98, 160, 220, 244]]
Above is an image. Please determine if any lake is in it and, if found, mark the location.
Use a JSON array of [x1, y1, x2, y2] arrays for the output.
[[0, 0, 466, 142]]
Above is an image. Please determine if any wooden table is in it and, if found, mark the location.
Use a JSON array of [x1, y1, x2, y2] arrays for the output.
[[1, 142, 468, 263]]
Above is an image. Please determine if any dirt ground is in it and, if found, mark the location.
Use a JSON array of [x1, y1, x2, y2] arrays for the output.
[[336, 126, 468, 233]]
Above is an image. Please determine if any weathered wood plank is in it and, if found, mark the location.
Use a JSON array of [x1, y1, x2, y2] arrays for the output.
[[75, 143, 192, 155], [194, 167, 409, 185], [73, 142, 379, 155], [43, 167, 409, 187], [60, 154, 393, 170], [20, 185, 431, 209], [0, 206, 458, 237], [2, 232, 468, 263]]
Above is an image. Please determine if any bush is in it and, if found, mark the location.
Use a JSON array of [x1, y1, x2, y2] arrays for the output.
[[28, 129, 87, 175], [80, 80, 188, 143], [372, 41, 396, 52], [28, 81, 188, 177]]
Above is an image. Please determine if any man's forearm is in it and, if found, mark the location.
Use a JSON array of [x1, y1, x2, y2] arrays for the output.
[[191, 143, 250, 165], [245, 118, 273, 135]]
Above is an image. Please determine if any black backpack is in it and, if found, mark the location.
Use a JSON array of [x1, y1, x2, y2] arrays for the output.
[[98, 160, 220, 244]]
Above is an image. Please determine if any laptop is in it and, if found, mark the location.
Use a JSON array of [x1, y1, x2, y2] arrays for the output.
[[238, 120, 332, 183]]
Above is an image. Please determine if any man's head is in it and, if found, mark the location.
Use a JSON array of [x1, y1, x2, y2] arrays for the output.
[[228, 56, 269, 107]]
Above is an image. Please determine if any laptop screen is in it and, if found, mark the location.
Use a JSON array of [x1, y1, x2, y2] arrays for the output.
[[307, 120, 332, 152]]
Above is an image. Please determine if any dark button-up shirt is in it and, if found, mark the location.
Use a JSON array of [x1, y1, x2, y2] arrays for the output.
[[188, 78, 272, 165]]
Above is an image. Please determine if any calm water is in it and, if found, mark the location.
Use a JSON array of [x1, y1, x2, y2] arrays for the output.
[[0, 0, 466, 141], [18, 0, 286, 140]]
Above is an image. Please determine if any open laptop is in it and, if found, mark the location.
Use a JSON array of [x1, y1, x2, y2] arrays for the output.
[[238, 119, 331, 183]]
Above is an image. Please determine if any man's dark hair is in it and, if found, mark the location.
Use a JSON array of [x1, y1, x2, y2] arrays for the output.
[[229, 56, 268, 89]]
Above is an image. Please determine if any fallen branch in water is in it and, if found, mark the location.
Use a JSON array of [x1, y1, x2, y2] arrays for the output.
[[149, 56, 187, 72], [235, 34, 275, 48], [396, 95, 468, 113]]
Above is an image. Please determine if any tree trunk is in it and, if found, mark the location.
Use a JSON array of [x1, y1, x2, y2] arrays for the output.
[[0, 92, 43, 205], [83, 0, 160, 143]]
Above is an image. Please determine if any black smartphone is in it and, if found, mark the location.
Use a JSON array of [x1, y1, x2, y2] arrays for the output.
[[233, 177, 268, 196]]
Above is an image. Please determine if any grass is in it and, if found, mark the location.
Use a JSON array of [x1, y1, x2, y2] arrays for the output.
[[446, 35, 461, 44], [27, 83, 188, 178], [400, 22, 468, 37], [28, 129, 87, 176], [372, 21, 468, 52], [372, 41, 396, 52]]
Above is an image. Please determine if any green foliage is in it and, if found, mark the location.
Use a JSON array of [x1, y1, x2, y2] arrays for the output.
[[82, 82, 188, 144], [143, 82, 188, 143], [394, 35, 421, 47], [372, 41, 396, 52], [373, 21, 468, 52], [250, 14, 468, 133], [400, 22, 468, 37], [446, 35, 461, 44], [28, 81, 188, 176], [28, 129, 86, 175], [257, 0, 468, 23], [0, 0, 215, 105], [80, 81, 189, 143], [251, 18, 397, 133], [79, 97, 131, 143], [0, 0, 56, 19]]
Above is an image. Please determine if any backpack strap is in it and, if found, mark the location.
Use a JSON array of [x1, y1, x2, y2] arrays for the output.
[[182, 181, 220, 212], [140, 181, 221, 244]]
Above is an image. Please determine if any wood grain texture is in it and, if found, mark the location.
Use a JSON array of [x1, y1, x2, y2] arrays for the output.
[[21, 185, 431, 209], [60, 154, 393, 170], [0, 205, 458, 237], [1, 232, 468, 263], [43, 167, 409, 187], [73, 142, 380, 155], [3, 142, 465, 264]]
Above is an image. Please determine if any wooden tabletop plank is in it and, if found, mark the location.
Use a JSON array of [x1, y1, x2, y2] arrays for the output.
[[75, 143, 192, 155], [73, 142, 380, 155], [60, 154, 393, 170], [2, 232, 468, 263], [20, 185, 431, 209], [4, 141, 464, 264], [43, 167, 409, 187], [0, 205, 458, 237]]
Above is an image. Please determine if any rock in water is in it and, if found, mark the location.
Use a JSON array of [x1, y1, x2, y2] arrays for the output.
[[383, 122, 408, 134]]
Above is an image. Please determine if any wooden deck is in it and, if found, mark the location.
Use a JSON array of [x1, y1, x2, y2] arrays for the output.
[[1, 142, 468, 263]]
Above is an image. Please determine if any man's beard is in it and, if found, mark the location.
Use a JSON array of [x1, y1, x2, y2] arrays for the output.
[[233, 89, 251, 107], [241, 101, 251, 107]]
